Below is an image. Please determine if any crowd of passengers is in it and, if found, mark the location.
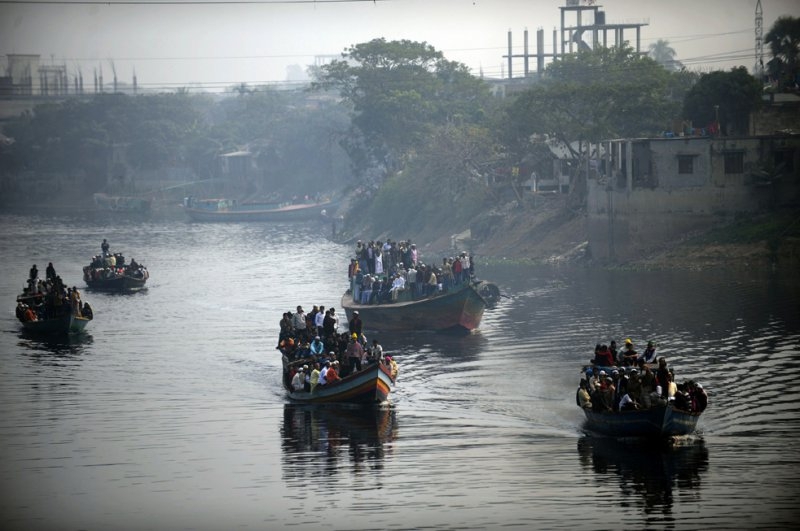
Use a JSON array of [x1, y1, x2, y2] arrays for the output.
[[577, 338, 708, 414], [85, 239, 148, 281], [349, 238, 476, 304], [16, 262, 93, 322], [278, 304, 397, 393]]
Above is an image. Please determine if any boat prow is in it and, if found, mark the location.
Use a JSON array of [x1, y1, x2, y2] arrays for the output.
[[285, 361, 395, 405]]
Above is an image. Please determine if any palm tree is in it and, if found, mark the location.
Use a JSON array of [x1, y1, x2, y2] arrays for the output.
[[764, 16, 800, 89], [648, 39, 682, 71]]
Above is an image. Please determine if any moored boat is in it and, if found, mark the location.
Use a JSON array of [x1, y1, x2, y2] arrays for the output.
[[183, 196, 336, 222], [93, 192, 151, 213]]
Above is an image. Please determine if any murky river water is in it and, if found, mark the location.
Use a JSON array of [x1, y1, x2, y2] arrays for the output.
[[1, 213, 798, 530]]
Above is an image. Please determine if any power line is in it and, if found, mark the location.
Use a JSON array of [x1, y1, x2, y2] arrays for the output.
[[0, 0, 388, 4]]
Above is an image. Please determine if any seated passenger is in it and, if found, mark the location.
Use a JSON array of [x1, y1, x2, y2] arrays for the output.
[[620, 338, 638, 366], [592, 344, 615, 367], [291, 368, 305, 392], [641, 341, 658, 364], [326, 361, 341, 384], [389, 274, 406, 301], [576, 380, 592, 410]]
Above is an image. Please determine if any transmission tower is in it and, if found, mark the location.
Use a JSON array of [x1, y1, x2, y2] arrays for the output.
[[755, 0, 764, 78]]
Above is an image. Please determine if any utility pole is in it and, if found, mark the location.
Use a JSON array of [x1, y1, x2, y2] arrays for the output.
[[755, 0, 764, 79]]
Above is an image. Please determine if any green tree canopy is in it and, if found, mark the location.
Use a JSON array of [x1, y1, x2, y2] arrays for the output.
[[313, 38, 491, 178], [764, 15, 800, 89], [682, 67, 762, 135], [648, 39, 683, 72], [504, 45, 676, 154]]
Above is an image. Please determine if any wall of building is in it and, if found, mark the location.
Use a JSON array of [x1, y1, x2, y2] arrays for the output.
[[587, 135, 800, 262]]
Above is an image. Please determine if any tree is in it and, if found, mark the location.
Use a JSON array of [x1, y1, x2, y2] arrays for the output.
[[313, 38, 491, 179], [504, 45, 675, 153], [682, 67, 762, 136], [367, 122, 499, 235], [764, 16, 800, 89], [648, 39, 683, 72]]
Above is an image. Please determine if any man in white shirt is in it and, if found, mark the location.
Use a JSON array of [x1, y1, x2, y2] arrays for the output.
[[291, 368, 305, 392], [390, 274, 406, 301]]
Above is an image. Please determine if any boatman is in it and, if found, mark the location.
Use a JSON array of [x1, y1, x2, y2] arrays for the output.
[[101, 239, 110, 255]]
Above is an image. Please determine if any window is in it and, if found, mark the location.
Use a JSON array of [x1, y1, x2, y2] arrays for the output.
[[724, 151, 744, 174], [678, 155, 694, 174]]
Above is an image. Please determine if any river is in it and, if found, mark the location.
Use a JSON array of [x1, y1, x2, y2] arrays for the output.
[[1, 213, 798, 530]]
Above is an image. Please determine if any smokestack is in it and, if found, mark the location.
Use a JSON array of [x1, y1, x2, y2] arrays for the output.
[[507, 29, 513, 79]]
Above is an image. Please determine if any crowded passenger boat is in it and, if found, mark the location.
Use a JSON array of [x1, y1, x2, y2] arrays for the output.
[[576, 338, 707, 438], [341, 238, 500, 332], [83, 239, 149, 292], [277, 304, 398, 404], [16, 262, 93, 335]]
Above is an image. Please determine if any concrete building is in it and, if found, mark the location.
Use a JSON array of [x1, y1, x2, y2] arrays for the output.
[[586, 133, 800, 262]]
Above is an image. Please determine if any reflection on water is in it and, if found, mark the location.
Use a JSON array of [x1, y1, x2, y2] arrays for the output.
[[16, 329, 94, 359], [281, 404, 397, 479], [577, 436, 709, 521]]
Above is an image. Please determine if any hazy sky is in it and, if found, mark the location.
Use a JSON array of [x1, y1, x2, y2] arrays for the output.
[[1, 0, 798, 92]]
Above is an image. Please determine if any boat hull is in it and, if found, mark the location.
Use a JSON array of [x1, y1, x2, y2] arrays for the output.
[[22, 313, 91, 335], [582, 404, 701, 438], [84, 274, 147, 292], [286, 362, 394, 404], [184, 201, 334, 222], [341, 283, 486, 333]]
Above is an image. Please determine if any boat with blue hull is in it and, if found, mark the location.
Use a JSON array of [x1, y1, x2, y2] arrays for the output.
[[578, 358, 706, 439], [582, 404, 701, 438], [16, 292, 92, 336]]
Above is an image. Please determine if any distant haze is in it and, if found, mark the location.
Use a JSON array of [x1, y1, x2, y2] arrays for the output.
[[1, 0, 797, 92]]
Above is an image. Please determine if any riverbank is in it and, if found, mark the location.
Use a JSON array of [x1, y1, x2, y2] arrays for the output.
[[364, 195, 800, 271]]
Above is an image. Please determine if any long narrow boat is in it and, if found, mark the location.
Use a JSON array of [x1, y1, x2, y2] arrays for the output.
[[341, 280, 497, 333], [16, 292, 92, 335], [83, 265, 148, 292], [183, 197, 335, 222], [21, 311, 92, 335], [283, 360, 395, 405], [83, 252, 149, 292], [93, 192, 151, 213], [582, 404, 701, 438], [578, 360, 705, 438]]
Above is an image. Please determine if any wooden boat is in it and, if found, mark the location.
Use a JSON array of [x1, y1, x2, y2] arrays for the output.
[[16, 293, 92, 335], [93, 192, 151, 213], [282, 361, 395, 405], [83, 254, 149, 292], [581, 404, 702, 438], [183, 197, 336, 222], [579, 362, 704, 438], [21, 311, 92, 335], [341, 280, 497, 333], [83, 268, 148, 292]]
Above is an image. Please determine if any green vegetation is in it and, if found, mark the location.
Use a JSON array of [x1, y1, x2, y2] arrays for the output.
[[682, 67, 762, 135], [1, 19, 794, 262], [688, 212, 800, 245]]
